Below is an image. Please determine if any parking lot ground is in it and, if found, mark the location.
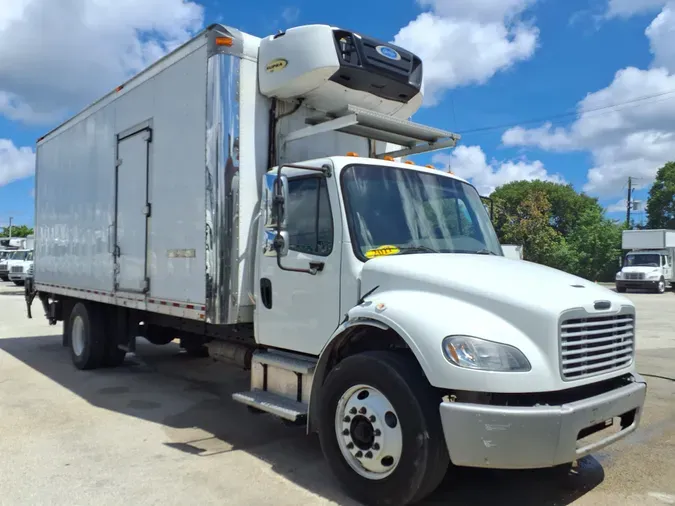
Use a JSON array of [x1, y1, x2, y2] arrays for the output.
[[0, 282, 674, 505]]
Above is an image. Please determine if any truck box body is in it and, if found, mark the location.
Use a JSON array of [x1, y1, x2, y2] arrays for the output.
[[33, 24, 401, 325], [622, 229, 675, 250]]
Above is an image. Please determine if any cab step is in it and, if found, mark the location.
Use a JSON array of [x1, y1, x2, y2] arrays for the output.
[[232, 390, 307, 422], [231, 349, 316, 423]]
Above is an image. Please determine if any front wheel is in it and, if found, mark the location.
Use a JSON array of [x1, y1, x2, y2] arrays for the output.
[[656, 278, 666, 294], [318, 351, 449, 506]]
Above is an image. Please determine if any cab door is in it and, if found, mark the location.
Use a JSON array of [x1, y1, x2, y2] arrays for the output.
[[254, 162, 342, 356]]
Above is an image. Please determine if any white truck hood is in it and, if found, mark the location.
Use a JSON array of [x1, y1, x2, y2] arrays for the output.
[[361, 253, 629, 317], [357, 253, 635, 392]]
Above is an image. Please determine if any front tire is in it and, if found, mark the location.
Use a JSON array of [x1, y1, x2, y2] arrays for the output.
[[656, 278, 666, 294], [68, 302, 106, 370], [318, 351, 449, 506]]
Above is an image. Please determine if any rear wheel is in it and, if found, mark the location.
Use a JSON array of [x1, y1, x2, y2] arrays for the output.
[[318, 351, 449, 506], [68, 302, 106, 370]]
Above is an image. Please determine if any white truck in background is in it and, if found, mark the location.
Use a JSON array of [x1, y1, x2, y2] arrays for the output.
[[26, 23, 646, 505], [616, 229, 675, 294], [8, 249, 34, 286]]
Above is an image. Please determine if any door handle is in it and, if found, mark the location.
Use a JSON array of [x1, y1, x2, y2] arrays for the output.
[[309, 261, 324, 274]]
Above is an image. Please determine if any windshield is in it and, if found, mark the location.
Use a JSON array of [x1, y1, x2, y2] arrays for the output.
[[10, 250, 28, 261], [341, 164, 502, 259], [625, 253, 660, 267]]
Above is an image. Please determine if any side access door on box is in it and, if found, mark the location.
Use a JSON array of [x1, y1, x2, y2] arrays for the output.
[[114, 123, 152, 294]]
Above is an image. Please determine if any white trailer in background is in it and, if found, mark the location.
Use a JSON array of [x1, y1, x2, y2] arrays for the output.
[[501, 244, 524, 260], [616, 229, 675, 294], [27, 23, 646, 505]]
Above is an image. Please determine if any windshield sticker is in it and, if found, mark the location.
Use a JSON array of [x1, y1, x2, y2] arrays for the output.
[[365, 245, 400, 258]]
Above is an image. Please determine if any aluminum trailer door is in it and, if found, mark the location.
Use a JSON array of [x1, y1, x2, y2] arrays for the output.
[[114, 125, 152, 293]]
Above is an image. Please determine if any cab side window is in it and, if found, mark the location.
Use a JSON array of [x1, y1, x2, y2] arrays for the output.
[[286, 177, 333, 256]]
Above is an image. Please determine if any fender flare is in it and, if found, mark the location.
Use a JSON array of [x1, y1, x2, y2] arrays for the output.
[[306, 314, 431, 434]]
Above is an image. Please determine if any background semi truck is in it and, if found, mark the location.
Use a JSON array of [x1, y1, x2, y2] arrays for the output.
[[616, 229, 675, 293], [27, 23, 646, 506]]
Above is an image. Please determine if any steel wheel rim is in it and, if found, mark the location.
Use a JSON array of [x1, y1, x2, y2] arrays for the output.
[[334, 384, 403, 480], [659, 280, 665, 292], [71, 315, 85, 357]]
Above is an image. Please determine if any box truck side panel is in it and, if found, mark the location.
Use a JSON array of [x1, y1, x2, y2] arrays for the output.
[[35, 43, 208, 306], [35, 105, 117, 291], [622, 229, 666, 250], [144, 44, 208, 304], [666, 231, 675, 248]]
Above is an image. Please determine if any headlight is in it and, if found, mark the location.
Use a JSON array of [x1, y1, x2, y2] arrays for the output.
[[647, 272, 660, 279], [442, 335, 531, 372], [616, 272, 622, 279]]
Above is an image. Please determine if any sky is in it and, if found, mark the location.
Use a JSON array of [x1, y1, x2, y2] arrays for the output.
[[1, 0, 674, 229]]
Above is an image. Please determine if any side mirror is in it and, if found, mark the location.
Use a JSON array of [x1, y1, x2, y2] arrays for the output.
[[263, 172, 289, 230], [263, 229, 289, 257]]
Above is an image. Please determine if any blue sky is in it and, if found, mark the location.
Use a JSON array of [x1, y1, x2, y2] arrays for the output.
[[1, 0, 673, 229]]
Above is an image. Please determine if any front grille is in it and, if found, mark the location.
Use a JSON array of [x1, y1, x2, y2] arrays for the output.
[[0, 265, 7, 273], [560, 313, 634, 380], [624, 272, 645, 280], [11, 266, 23, 273]]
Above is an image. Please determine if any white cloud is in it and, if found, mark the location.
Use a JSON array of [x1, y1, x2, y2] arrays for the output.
[[0, 0, 204, 125], [502, 2, 675, 198], [281, 7, 300, 24], [432, 145, 564, 195], [393, 0, 539, 105], [606, 199, 628, 213], [606, 0, 667, 17], [0, 139, 35, 187]]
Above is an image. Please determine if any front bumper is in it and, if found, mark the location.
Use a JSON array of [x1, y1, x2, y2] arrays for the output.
[[616, 280, 660, 289], [439, 375, 647, 469], [8, 272, 25, 281]]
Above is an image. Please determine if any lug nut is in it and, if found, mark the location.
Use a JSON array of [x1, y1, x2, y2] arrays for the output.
[[349, 407, 357, 414], [365, 451, 373, 459], [359, 407, 367, 414], [346, 442, 354, 449], [374, 429, 381, 436], [355, 451, 363, 458], [343, 429, 350, 436], [369, 415, 376, 423], [373, 443, 380, 450], [344, 416, 351, 422]]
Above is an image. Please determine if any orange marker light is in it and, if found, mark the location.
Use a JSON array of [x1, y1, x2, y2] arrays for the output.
[[346, 152, 359, 157], [215, 36, 234, 46], [425, 164, 435, 169], [383, 155, 395, 161], [404, 160, 415, 165], [115, 85, 124, 92]]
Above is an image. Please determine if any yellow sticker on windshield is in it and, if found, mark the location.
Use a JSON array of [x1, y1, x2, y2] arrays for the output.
[[365, 245, 400, 258]]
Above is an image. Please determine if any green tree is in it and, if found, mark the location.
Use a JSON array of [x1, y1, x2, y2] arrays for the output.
[[491, 180, 623, 281], [0, 225, 33, 237], [646, 161, 675, 229]]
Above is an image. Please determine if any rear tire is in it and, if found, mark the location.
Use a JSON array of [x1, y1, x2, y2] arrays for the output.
[[317, 351, 449, 506], [68, 302, 106, 370], [616, 285, 626, 293]]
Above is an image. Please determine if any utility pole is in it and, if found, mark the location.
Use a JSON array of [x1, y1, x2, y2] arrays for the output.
[[625, 177, 632, 229], [8, 216, 12, 239]]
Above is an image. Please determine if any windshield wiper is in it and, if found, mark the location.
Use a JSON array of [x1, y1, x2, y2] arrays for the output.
[[398, 245, 440, 254], [452, 249, 498, 256]]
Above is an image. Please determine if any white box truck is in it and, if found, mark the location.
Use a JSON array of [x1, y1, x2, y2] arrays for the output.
[[26, 23, 646, 505], [616, 229, 675, 294]]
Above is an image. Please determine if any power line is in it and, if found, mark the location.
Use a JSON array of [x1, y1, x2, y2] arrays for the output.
[[455, 88, 675, 136]]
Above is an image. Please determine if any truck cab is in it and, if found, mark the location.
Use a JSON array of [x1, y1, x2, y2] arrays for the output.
[[8, 249, 33, 286]]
